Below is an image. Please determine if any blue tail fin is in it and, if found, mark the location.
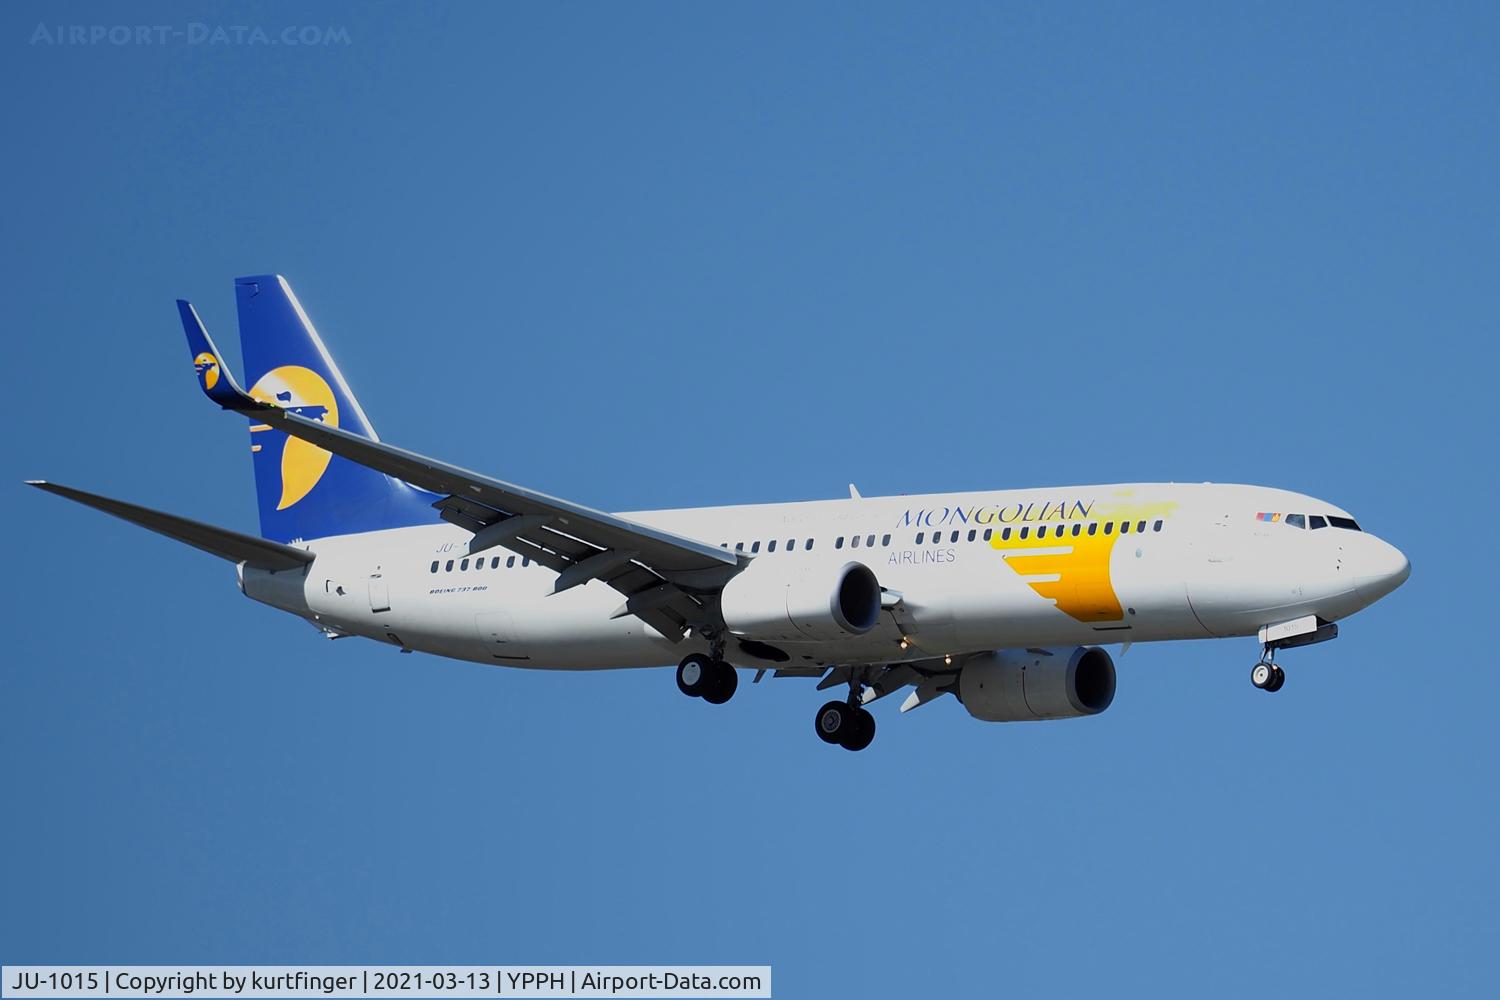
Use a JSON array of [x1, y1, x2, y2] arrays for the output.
[[233, 275, 439, 543]]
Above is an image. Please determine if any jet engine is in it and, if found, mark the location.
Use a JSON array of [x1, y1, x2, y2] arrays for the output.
[[720, 561, 882, 642], [958, 646, 1117, 722]]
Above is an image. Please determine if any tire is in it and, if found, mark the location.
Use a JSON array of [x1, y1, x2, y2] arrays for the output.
[[701, 660, 738, 705], [1251, 662, 1273, 689], [840, 708, 876, 751], [676, 654, 712, 698], [1267, 667, 1286, 693], [815, 701, 852, 744]]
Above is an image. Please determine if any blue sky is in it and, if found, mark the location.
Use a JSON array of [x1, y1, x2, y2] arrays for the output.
[[2, 2, 1496, 996]]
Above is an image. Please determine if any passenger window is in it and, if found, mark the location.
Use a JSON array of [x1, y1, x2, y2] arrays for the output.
[[1055, 525, 1066, 538], [806, 539, 815, 550], [867, 534, 876, 547], [507, 556, 516, 568], [967, 529, 977, 542], [1002, 527, 1012, 540], [430, 561, 439, 573], [983, 528, 992, 541], [1137, 520, 1146, 533], [787, 538, 795, 550], [1104, 522, 1113, 535], [851, 535, 860, 548], [1088, 523, 1097, 536], [768, 539, 777, 552], [461, 558, 470, 570], [916, 531, 925, 544], [751, 541, 761, 553], [735, 542, 744, 552], [835, 536, 845, 549], [951, 530, 960, 543], [1072, 524, 1081, 537], [1120, 522, 1130, 535], [522, 557, 531, 567], [933, 533, 943, 545], [1020, 527, 1029, 539], [491, 557, 500, 568], [1309, 515, 1327, 529], [1285, 514, 1306, 529], [881, 534, 891, 546], [445, 560, 454, 571], [1153, 520, 1163, 532]]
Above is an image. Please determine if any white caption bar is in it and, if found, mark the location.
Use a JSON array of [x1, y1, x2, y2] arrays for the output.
[[0, 967, 772, 999]]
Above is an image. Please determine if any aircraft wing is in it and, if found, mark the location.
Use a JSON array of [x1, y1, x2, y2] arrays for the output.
[[805, 656, 961, 712], [179, 301, 742, 640]]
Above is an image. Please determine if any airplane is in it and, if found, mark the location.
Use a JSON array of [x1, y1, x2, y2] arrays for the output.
[[28, 275, 1412, 751]]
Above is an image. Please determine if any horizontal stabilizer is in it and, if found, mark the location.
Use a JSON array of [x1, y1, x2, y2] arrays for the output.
[[26, 481, 314, 572]]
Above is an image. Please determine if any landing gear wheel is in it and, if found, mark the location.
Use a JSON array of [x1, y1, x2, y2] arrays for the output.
[[1266, 666, 1286, 692], [701, 660, 738, 705], [676, 654, 712, 698], [815, 701, 854, 745], [839, 708, 876, 752], [1251, 661, 1274, 690]]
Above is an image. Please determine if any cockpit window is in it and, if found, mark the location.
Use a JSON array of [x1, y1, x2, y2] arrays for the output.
[[1309, 515, 1327, 529], [1284, 514, 1306, 529], [1328, 516, 1362, 531]]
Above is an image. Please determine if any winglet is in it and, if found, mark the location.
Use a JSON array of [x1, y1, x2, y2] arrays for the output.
[[177, 299, 263, 411]]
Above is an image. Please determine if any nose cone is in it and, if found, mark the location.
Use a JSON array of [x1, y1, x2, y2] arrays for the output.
[[1354, 537, 1411, 603]]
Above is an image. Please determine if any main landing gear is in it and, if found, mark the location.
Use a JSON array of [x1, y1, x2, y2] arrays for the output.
[[677, 653, 738, 705], [677, 648, 878, 751], [814, 686, 876, 752], [1251, 652, 1286, 693]]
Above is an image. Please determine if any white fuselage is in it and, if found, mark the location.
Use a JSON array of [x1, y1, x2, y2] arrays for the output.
[[239, 482, 1409, 671]]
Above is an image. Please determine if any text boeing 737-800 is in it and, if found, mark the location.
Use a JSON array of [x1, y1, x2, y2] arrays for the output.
[[29, 276, 1410, 750]]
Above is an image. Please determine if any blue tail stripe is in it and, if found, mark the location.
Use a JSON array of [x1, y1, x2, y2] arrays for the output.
[[230, 274, 440, 543]]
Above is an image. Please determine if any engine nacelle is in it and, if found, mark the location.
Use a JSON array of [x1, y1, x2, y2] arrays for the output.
[[720, 561, 882, 642], [958, 646, 1117, 722]]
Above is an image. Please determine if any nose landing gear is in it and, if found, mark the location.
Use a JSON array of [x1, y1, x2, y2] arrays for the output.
[[1251, 653, 1285, 692]]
